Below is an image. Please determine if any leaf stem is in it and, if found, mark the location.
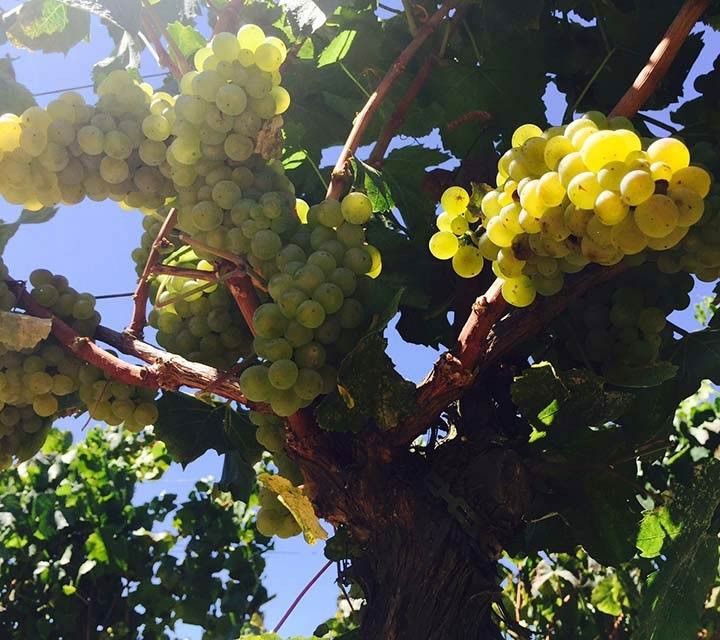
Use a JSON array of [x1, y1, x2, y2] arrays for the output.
[[566, 47, 616, 121]]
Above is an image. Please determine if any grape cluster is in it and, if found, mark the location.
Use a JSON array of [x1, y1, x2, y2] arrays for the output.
[[0, 258, 17, 311], [0, 72, 176, 212], [147, 250, 254, 369], [239, 193, 379, 417], [0, 24, 290, 216], [429, 112, 713, 307], [0, 270, 158, 468], [555, 267, 693, 373]]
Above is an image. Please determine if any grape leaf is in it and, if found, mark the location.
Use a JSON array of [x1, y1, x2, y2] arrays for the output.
[[0, 311, 52, 350], [635, 462, 720, 640], [258, 473, 328, 544], [0, 67, 36, 114], [6, 0, 90, 54], [166, 21, 206, 58], [154, 392, 234, 466], [511, 363, 633, 435], [58, 0, 142, 33], [317, 30, 356, 67], [590, 575, 628, 617]]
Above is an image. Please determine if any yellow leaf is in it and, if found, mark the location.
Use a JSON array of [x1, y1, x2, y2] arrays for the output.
[[258, 473, 328, 544], [0, 311, 51, 349]]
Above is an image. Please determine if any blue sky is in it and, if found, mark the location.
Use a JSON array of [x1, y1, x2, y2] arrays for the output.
[[1, 8, 719, 640]]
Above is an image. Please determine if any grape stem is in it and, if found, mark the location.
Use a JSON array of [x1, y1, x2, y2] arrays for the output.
[[367, 55, 436, 169], [213, 0, 247, 35], [141, 0, 192, 76], [609, 0, 710, 119], [325, 0, 461, 200], [127, 207, 179, 338], [140, 13, 183, 80], [393, 0, 710, 449], [150, 264, 220, 281]]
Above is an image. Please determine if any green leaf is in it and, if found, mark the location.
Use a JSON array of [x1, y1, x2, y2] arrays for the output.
[[590, 575, 628, 617], [154, 392, 231, 466], [0, 67, 36, 115], [635, 462, 720, 640], [337, 333, 415, 431], [217, 451, 255, 503], [85, 531, 109, 564], [61, 584, 76, 596], [604, 361, 679, 388], [359, 159, 395, 212], [636, 505, 683, 559], [0, 312, 52, 350], [317, 30, 356, 67], [6, 0, 90, 54], [58, 0, 142, 33], [511, 363, 633, 435], [166, 21, 206, 58]]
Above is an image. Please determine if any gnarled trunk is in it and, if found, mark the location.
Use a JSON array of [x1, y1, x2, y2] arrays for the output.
[[306, 436, 531, 640]]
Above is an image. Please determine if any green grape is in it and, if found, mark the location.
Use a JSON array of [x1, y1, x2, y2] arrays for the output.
[[32, 284, 59, 307], [512, 123, 543, 148], [296, 300, 326, 329], [77, 125, 104, 155], [312, 282, 344, 314], [451, 246, 484, 278], [254, 337, 293, 361], [343, 247, 372, 275], [142, 114, 171, 141], [294, 342, 326, 369], [99, 157, 129, 184], [240, 365, 273, 401], [134, 402, 159, 426], [268, 359, 299, 390], [329, 267, 357, 296], [294, 368, 324, 401], [255, 38, 287, 73], [251, 229, 282, 259], [278, 289, 308, 318], [293, 264, 325, 294], [216, 84, 248, 116], [496, 248, 525, 277], [485, 218, 514, 248], [253, 303, 288, 338], [103, 131, 133, 160], [32, 394, 58, 418], [224, 133, 253, 162], [619, 170, 654, 206], [340, 192, 373, 224], [430, 232, 462, 262]]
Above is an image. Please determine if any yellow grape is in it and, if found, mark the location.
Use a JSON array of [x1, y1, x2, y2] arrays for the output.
[[670, 166, 712, 198], [564, 203, 593, 236], [544, 135, 574, 170], [557, 152, 588, 188], [441, 186, 470, 216], [481, 190, 502, 217], [669, 187, 704, 227], [496, 248, 526, 277], [478, 233, 500, 260], [450, 215, 469, 235], [499, 203, 524, 234], [597, 161, 628, 191], [650, 162, 673, 182], [647, 138, 690, 173], [429, 231, 459, 259], [436, 211, 454, 232], [519, 209, 542, 233], [452, 245, 484, 278], [645, 225, 688, 251], [486, 217, 515, 247], [537, 171, 565, 206], [540, 206, 571, 242], [619, 170, 655, 206], [611, 216, 647, 255], [634, 195, 679, 238], [594, 190, 629, 225], [567, 171, 601, 209], [512, 123, 543, 148], [502, 276, 537, 307]]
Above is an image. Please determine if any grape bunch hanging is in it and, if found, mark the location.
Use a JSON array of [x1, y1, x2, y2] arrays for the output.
[[429, 112, 713, 307]]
